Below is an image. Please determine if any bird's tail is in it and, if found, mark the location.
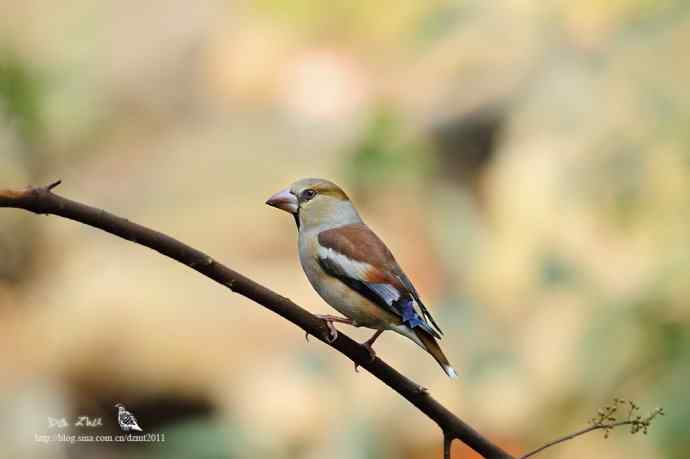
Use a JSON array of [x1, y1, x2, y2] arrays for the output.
[[414, 328, 458, 379]]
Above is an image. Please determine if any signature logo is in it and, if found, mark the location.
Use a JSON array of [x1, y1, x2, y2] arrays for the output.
[[37, 405, 163, 444], [48, 416, 102, 428]]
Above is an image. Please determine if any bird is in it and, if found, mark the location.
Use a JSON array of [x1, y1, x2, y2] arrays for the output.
[[114, 403, 143, 432], [266, 178, 457, 378]]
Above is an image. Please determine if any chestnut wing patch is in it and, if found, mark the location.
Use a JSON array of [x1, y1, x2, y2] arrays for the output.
[[316, 246, 401, 308], [317, 225, 442, 338]]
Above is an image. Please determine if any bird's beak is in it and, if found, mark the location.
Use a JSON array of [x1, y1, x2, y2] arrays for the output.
[[266, 188, 298, 214]]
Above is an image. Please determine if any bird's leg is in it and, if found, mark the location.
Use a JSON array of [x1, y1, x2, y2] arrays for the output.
[[361, 329, 383, 360], [354, 329, 384, 372], [308, 314, 354, 343], [305, 315, 358, 342]]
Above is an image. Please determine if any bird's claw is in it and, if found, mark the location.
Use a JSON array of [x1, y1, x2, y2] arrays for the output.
[[354, 342, 377, 373], [313, 314, 343, 343], [305, 327, 337, 343], [324, 321, 338, 343]]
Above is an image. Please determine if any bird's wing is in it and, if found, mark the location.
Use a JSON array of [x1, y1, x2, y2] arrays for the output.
[[317, 223, 442, 338], [391, 268, 444, 336]]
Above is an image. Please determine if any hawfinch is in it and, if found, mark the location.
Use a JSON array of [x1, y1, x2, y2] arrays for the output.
[[266, 178, 457, 378]]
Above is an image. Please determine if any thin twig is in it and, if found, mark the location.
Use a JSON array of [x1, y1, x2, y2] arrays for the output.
[[0, 182, 513, 459], [519, 422, 627, 459], [520, 405, 664, 459]]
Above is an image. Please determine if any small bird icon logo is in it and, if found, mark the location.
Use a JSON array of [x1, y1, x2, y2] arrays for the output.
[[114, 403, 143, 432]]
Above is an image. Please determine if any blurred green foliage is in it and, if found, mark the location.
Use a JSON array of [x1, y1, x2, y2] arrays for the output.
[[0, 49, 44, 146], [345, 108, 435, 194]]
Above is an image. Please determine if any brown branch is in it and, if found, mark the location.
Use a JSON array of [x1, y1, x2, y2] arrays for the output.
[[0, 182, 513, 459]]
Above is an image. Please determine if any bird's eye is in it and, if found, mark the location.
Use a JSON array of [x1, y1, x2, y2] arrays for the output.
[[301, 189, 317, 201]]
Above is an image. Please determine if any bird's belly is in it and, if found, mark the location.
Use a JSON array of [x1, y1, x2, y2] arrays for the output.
[[299, 246, 393, 329], [315, 276, 386, 327]]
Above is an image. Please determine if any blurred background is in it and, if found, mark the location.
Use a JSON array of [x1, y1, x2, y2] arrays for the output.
[[1, 1, 689, 458]]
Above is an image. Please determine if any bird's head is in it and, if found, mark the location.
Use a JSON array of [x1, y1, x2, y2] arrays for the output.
[[114, 403, 124, 409], [266, 178, 361, 230]]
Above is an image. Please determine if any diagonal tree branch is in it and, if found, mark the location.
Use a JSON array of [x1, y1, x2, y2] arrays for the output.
[[0, 181, 514, 459]]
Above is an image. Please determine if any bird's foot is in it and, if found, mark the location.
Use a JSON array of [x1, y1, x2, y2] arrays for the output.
[[304, 321, 338, 343], [314, 314, 353, 343], [363, 343, 377, 361], [323, 321, 338, 343], [305, 329, 334, 343], [354, 330, 383, 372]]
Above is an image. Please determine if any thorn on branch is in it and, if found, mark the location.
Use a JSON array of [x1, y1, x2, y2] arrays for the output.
[[443, 433, 454, 459], [46, 180, 62, 192]]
